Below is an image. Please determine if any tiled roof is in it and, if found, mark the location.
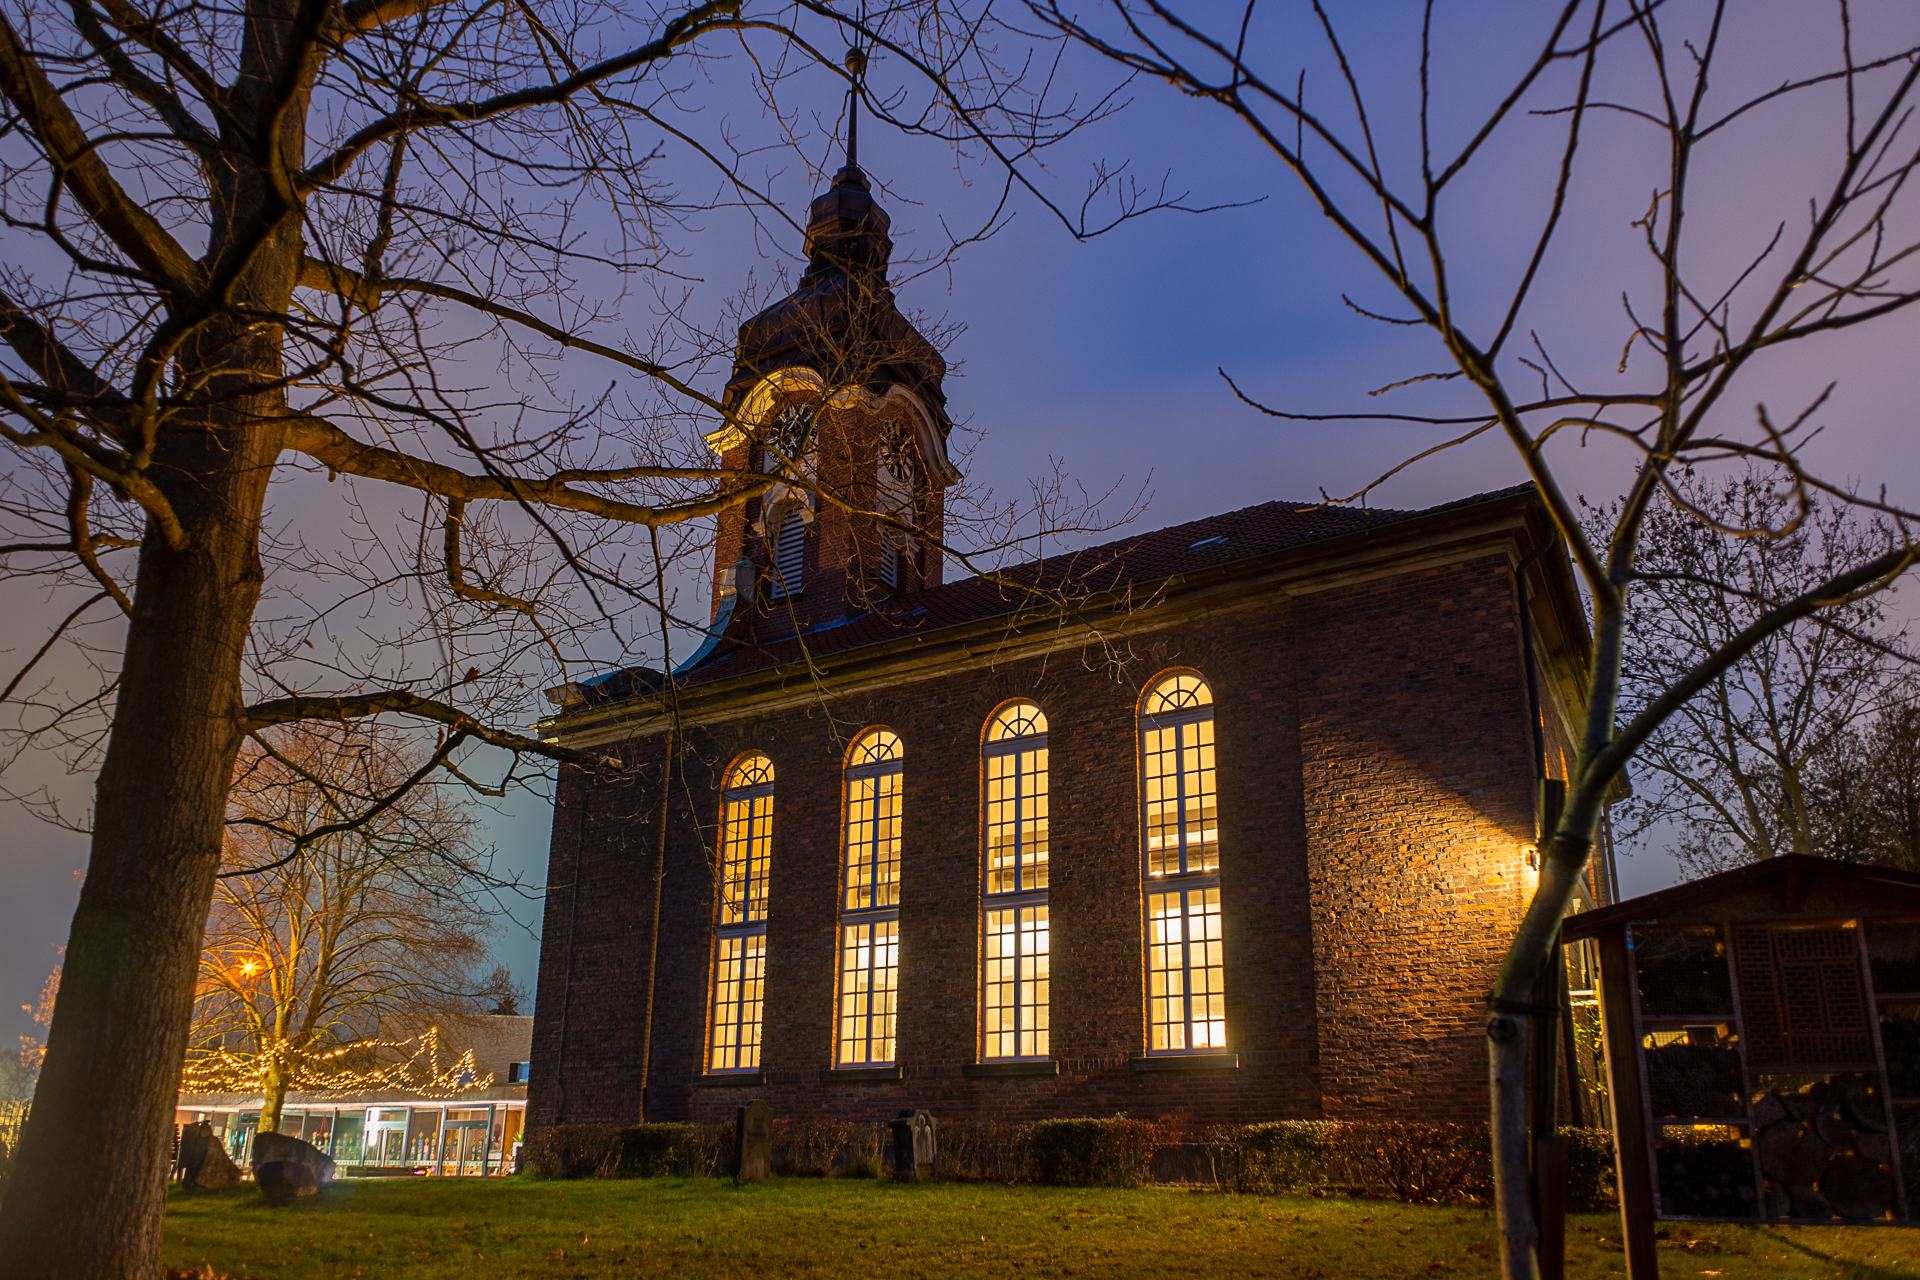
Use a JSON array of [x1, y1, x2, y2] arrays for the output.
[[673, 484, 1535, 689]]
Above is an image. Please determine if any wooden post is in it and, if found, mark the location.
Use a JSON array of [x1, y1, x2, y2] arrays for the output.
[[1533, 934, 1568, 1280], [1597, 924, 1658, 1279]]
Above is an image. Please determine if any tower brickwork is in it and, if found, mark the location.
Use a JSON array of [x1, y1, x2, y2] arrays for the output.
[[706, 162, 961, 643]]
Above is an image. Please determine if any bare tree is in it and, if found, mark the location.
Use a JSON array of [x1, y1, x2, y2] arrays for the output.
[[474, 961, 528, 1016], [1811, 697, 1920, 869], [0, 0, 1133, 1270], [183, 722, 493, 1134], [1025, 3, 1920, 1276], [1603, 470, 1914, 874]]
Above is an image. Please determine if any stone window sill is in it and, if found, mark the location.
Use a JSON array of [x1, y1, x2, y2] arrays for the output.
[[692, 1070, 766, 1087], [963, 1060, 1060, 1078], [818, 1065, 905, 1083], [1130, 1053, 1238, 1072]]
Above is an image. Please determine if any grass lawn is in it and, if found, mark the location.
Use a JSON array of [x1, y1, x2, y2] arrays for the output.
[[163, 1176, 1920, 1279]]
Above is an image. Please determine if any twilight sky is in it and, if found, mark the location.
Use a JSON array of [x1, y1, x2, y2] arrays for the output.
[[6, 0, 1920, 1050]]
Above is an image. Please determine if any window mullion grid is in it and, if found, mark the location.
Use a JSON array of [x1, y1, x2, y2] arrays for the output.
[[712, 780, 773, 1074], [839, 904, 899, 1066], [983, 887, 1047, 1061], [983, 729, 1049, 1062], [1142, 703, 1221, 1057], [840, 758, 900, 1067]]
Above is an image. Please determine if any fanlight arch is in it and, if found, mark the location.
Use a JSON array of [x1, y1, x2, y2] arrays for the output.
[[986, 700, 1048, 743], [726, 752, 775, 790], [1141, 670, 1213, 716], [847, 727, 903, 768]]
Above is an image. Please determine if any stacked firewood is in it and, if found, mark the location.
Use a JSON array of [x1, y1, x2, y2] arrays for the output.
[[1756, 1075, 1896, 1220]]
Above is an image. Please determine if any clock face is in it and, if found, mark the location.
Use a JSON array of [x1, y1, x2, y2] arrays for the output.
[[762, 402, 814, 473], [878, 436, 916, 519]]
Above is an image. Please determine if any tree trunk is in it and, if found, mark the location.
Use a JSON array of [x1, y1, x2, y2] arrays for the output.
[[0, 367, 280, 1275], [260, 1059, 287, 1135], [1491, 833, 1596, 1280]]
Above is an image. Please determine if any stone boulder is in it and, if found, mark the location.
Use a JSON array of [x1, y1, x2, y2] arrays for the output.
[[251, 1129, 336, 1189], [178, 1121, 241, 1191], [254, 1159, 320, 1206]]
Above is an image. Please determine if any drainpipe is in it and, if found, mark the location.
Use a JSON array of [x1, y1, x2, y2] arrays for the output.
[[638, 729, 674, 1121], [553, 774, 597, 1124]]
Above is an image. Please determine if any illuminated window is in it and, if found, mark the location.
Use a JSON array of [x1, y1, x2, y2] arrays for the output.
[[1147, 887, 1225, 1051], [1140, 673, 1227, 1054], [710, 753, 774, 1072], [985, 702, 1048, 895], [838, 729, 902, 1066], [982, 702, 1049, 1059], [1141, 672, 1217, 877], [984, 903, 1049, 1059]]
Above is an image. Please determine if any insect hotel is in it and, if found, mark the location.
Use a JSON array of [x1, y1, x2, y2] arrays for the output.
[[1564, 854, 1920, 1277]]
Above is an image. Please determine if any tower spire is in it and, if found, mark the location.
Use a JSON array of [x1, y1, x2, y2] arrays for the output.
[[843, 47, 866, 172]]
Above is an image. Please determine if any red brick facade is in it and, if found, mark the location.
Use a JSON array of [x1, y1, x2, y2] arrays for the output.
[[529, 521, 1574, 1132]]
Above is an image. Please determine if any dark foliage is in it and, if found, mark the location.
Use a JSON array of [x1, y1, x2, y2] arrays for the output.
[[1025, 1118, 1166, 1188]]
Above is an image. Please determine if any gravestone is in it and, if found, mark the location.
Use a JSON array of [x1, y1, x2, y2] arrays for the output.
[[889, 1110, 935, 1181], [734, 1100, 773, 1183], [911, 1110, 937, 1180], [251, 1130, 336, 1189], [178, 1121, 241, 1191]]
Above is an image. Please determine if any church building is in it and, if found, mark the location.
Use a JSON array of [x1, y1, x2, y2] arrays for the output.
[[526, 149, 1607, 1133]]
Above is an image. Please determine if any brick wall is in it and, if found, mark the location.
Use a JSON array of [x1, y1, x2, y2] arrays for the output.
[[1294, 560, 1536, 1120], [529, 553, 1535, 1131]]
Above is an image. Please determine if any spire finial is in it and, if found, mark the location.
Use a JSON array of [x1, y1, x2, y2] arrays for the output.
[[843, 47, 867, 170]]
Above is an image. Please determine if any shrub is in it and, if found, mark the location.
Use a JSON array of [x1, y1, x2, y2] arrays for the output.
[[604, 1124, 704, 1178], [519, 1125, 617, 1179], [772, 1120, 856, 1177], [1211, 1121, 1333, 1195], [1027, 1117, 1164, 1188], [837, 1153, 884, 1179], [933, 1119, 1030, 1182], [1329, 1123, 1490, 1204], [1563, 1128, 1618, 1211]]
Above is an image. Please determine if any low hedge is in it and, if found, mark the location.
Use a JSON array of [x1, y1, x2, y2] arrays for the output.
[[518, 1117, 1617, 1208], [1207, 1122, 1615, 1209], [1026, 1118, 1165, 1188], [521, 1123, 728, 1179]]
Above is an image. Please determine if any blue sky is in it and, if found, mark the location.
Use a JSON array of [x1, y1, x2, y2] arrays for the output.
[[6, 0, 1920, 1047]]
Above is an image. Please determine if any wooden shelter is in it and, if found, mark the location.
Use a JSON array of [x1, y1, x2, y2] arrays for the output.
[[1564, 855, 1920, 1277]]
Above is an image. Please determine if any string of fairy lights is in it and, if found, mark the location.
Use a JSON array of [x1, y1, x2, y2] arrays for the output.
[[180, 1026, 495, 1100]]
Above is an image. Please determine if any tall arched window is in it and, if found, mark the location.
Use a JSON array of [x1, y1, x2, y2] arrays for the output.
[[710, 753, 774, 1072], [1139, 672, 1226, 1054], [981, 701, 1050, 1060], [838, 729, 903, 1066]]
